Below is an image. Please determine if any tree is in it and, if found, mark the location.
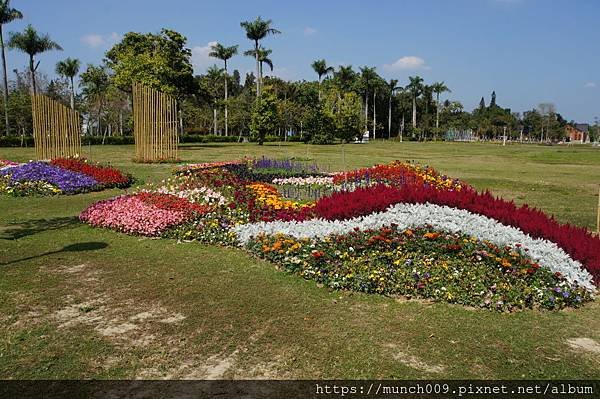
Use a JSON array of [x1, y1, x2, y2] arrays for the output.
[[240, 16, 280, 97], [8, 24, 62, 95], [431, 81, 451, 130], [244, 47, 273, 86], [333, 65, 356, 93], [55, 57, 80, 110], [209, 43, 238, 136], [359, 66, 377, 134], [479, 97, 486, 110], [311, 59, 334, 100], [0, 0, 22, 135], [250, 86, 278, 145], [387, 79, 401, 139], [105, 29, 195, 97], [80, 64, 110, 136], [324, 89, 362, 143], [406, 76, 424, 128]]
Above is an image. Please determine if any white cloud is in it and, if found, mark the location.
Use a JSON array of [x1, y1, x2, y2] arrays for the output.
[[81, 34, 105, 48], [584, 82, 596, 88], [383, 56, 428, 71], [191, 41, 218, 72], [81, 32, 120, 48], [304, 26, 317, 35]]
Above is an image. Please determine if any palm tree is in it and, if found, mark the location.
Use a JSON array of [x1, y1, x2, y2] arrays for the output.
[[209, 43, 238, 136], [431, 81, 451, 129], [333, 65, 355, 93], [387, 79, 401, 139], [311, 59, 333, 100], [8, 24, 62, 95], [0, 0, 22, 135], [406, 75, 424, 128], [359, 66, 377, 134], [240, 16, 280, 97], [205, 65, 224, 135], [244, 47, 273, 84], [55, 57, 80, 110]]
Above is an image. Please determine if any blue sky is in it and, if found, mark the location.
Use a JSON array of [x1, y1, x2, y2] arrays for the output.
[[6, 0, 600, 122]]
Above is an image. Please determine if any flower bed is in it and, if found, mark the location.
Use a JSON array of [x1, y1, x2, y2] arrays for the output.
[[80, 192, 208, 236], [0, 158, 133, 196], [247, 226, 591, 310], [79, 158, 598, 310]]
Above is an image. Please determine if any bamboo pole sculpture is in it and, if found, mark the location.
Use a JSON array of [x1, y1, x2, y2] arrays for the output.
[[31, 94, 82, 160], [132, 83, 178, 162]]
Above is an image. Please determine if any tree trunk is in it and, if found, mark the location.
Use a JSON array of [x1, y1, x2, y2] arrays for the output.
[[372, 90, 376, 139], [29, 56, 36, 96], [213, 107, 217, 135], [388, 93, 392, 139], [400, 115, 404, 142], [412, 96, 417, 128], [119, 110, 123, 135], [435, 93, 440, 129], [224, 63, 229, 137], [254, 40, 260, 97], [0, 25, 10, 136], [69, 76, 75, 110], [318, 76, 321, 101], [364, 93, 368, 132]]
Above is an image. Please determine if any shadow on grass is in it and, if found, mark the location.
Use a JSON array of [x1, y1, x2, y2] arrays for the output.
[[1, 242, 108, 266], [0, 216, 81, 240]]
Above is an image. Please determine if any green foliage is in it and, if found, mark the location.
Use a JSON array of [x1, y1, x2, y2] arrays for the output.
[[250, 88, 278, 145], [105, 29, 195, 97], [323, 89, 363, 142], [303, 104, 335, 144]]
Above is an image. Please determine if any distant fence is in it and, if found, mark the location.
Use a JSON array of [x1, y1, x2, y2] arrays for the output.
[[445, 129, 476, 142], [31, 94, 82, 160], [132, 83, 179, 162]]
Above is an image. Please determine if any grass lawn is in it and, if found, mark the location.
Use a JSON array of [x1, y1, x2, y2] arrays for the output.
[[1, 141, 599, 379]]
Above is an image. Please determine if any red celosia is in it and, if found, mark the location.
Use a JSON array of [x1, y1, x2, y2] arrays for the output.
[[51, 158, 130, 185]]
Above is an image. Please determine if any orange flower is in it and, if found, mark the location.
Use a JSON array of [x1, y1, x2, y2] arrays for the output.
[[423, 232, 441, 240]]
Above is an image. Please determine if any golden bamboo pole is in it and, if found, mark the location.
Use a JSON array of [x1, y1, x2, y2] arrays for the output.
[[31, 94, 81, 160], [131, 83, 178, 162]]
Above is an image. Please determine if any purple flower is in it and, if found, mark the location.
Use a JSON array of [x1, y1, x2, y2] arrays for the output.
[[562, 291, 570, 298], [1, 161, 98, 193]]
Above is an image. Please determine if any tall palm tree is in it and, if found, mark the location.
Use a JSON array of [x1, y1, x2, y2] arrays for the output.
[[244, 47, 273, 83], [406, 75, 424, 128], [359, 66, 377, 134], [311, 59, 333, 100], [431, 81, 451, 129], [387, 78, 401, 139], [205, 64, 224, 135], [333, 65, 355, 93], [55, 57, 80, 110], [240, 16, 280, 97], [0, 0, 22, 135], [8, 24, 62, 95], [209, 43, 238, 136]]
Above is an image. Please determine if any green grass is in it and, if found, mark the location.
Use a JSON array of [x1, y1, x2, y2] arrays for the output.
[[1, 141, 599, 379]]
